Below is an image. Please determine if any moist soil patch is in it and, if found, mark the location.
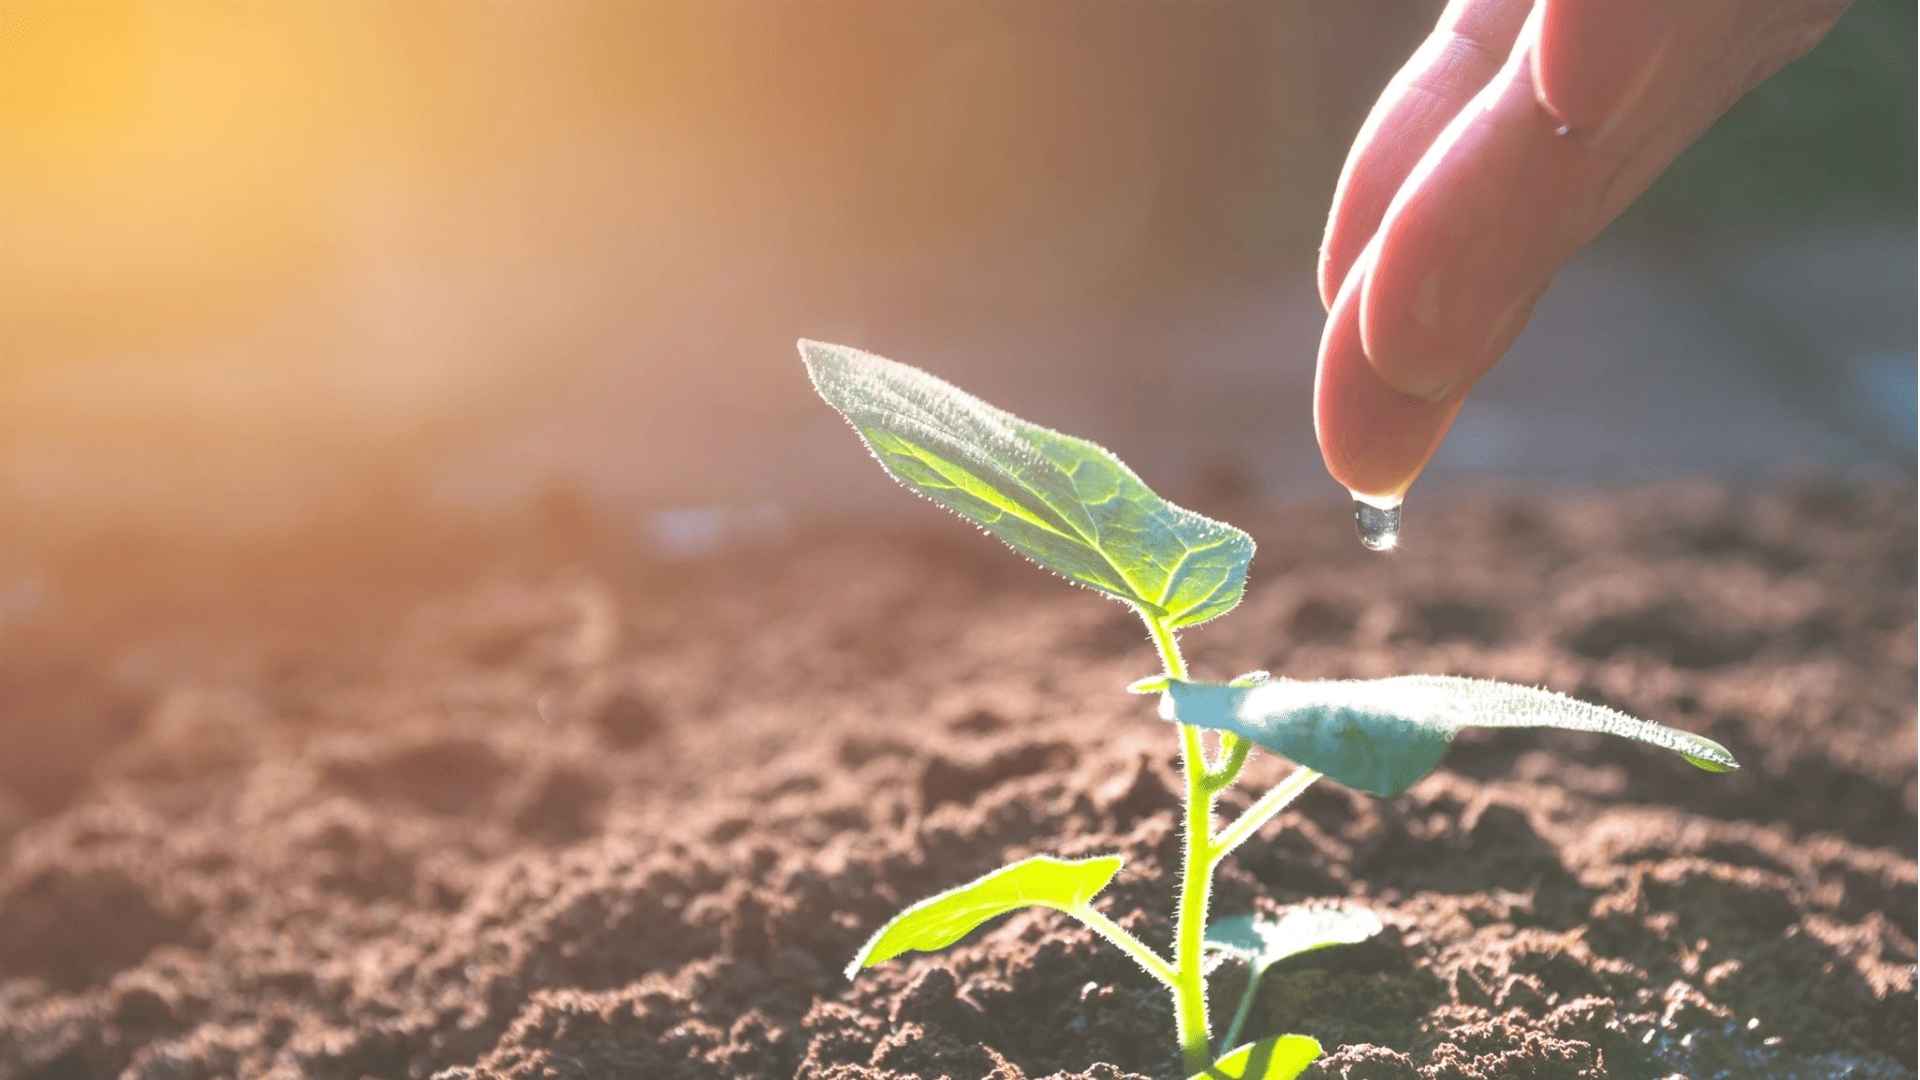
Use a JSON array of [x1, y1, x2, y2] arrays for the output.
[[0, 482, 1913, 1079]]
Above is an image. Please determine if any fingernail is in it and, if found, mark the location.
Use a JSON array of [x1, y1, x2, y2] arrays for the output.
[[1386, 271, 1461, 401], [1359, 262, 1493, 402], [1316, 266, 1466, 500], [1362, 228, 1552, 404]]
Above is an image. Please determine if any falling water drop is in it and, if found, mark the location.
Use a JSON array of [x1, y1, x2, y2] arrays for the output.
[[1350, 495, 1402, 552]]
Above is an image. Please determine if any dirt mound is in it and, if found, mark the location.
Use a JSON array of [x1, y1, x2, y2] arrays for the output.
[[0, 482, 1913, 1079]]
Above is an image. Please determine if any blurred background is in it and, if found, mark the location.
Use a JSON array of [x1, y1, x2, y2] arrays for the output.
[[1, 0, 1913, 561], [0, 10, 1912, 1073]]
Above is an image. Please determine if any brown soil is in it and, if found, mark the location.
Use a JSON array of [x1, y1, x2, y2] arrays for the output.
[[1, 482, 1914, 1079]]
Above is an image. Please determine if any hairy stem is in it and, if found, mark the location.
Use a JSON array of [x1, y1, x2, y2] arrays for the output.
[[1071, 905, 1178, 987], [1175, 724, 1216, 1073], [1143, 608, 1188, 683], [1201, 736, 1254, 794], [1142, 611, 1216, 1074], [1211, 766, 1321, 863]]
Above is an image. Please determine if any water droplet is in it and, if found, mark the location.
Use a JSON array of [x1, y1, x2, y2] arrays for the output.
[[1350, 495, 1402, 552]]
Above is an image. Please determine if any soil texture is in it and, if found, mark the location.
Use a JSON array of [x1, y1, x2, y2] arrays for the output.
[[0, 482, 1914, 1079]]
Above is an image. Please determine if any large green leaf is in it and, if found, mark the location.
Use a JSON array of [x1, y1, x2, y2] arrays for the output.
[[1206, 904, 1383, 975], [1191, 1035, 1322, 1080], [801, 340, 1254, 629], [845, 854, 1123, 979], [1162, 676, 1738, 796]]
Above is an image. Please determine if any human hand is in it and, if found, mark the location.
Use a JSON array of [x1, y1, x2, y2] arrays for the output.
[[1313, 0, 1852, 501]]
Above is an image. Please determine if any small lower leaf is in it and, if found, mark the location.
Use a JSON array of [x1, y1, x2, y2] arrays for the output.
[[1162, 675, 1738, 796], [845, 854, 1122, 979], [1193, 1035, 1322, 1080], [1206, 903, 1383, 974]]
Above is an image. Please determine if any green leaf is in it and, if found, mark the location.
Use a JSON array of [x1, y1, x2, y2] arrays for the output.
[[1192, 1035, 1322, 1080], [801, 340, 1254, 629], [845, 854, 1123, 979], [1207, 905, 1380, 1054], [1206, 904, 1383, 975], [1162, 675, 1739, 796]]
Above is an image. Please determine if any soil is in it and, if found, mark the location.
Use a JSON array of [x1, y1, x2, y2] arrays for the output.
[[1, 481, 1914, 1080]]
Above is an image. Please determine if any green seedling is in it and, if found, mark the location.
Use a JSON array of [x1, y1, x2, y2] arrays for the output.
[[801, 340, 1738, 1078]]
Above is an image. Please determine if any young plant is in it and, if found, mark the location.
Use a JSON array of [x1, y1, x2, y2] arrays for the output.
[[801, 341, 1737, 1078]]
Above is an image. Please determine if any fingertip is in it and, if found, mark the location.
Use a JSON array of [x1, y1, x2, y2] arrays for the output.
[[1315, 260, 1465, 501]]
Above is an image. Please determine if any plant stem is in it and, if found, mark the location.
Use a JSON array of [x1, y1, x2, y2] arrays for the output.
[[1211, 765, 1321, 863], [1143, 608, 1187, 682], [1141, 610, 1217, 1075], [1174, 722, 1217, 1074], [1071, 905, 1178, 987], [1201, 737, 1253, 794]]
